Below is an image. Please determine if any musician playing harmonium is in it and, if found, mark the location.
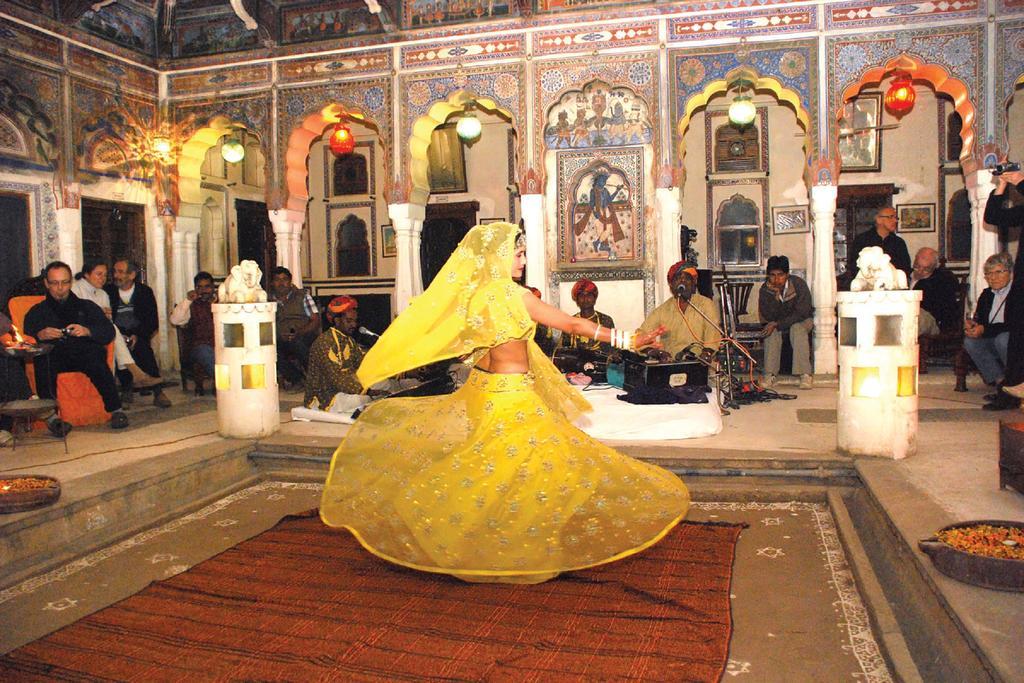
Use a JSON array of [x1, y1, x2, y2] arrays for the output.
[[557, 278, 615, 356], [637, 262, 720, 359]]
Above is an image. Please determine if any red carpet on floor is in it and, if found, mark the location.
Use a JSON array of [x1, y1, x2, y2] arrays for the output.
[[1, 513, 743, 682]]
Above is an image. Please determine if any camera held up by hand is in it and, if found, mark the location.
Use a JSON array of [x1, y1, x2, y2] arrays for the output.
[[992, 161, 1021, 176]]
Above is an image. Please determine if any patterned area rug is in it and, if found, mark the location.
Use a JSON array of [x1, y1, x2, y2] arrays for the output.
[[0, 512, 744, 681]]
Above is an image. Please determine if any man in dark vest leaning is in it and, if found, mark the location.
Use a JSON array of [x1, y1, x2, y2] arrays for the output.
[[271, 266, 321, 389]]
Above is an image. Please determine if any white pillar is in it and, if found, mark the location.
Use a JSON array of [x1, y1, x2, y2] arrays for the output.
[[388, 202, 426, 312], [655, 187, 683, 304], [810, 184, 838, 375], [520, 193, 547, 298], [269, 208, 305, 287], [55, 208, 82, 270], [171, 215, 201, 304], [149, 215, 169, 367], [965, 169, 999, 309]]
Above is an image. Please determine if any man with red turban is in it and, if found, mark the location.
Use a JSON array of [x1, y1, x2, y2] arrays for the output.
[[304, 295, 366, 410], [558, 278, 615, 355], [637, 262, 719, 358]]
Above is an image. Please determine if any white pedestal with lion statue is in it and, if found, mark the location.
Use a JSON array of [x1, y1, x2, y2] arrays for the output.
[[836, 288, 921, 459], [212, 260, 279, 439]]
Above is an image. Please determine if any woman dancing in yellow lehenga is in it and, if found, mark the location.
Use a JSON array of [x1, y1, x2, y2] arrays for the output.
[[320, 222, 689, 583]]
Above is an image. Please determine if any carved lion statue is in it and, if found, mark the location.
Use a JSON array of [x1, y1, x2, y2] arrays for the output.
[[218, 260, 268, 303], [850, 246, 908, 292]]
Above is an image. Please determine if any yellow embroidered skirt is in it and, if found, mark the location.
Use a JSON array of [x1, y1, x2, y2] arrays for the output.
[[320, 368, 690, 583]]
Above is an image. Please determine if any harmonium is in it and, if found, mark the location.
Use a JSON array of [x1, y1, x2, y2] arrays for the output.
[[621, 351, 709, 392]]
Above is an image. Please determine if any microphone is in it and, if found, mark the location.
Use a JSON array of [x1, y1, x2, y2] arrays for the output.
[[358, 326, 380, 338], [674, 283, 693, 301]]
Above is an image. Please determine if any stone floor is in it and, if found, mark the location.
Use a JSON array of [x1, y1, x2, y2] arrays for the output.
[[1, 369, 1022, 680]]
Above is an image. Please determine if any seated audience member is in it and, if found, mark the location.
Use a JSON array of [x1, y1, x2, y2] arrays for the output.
[[847, 207, 912, 285], [169, 271, 217, 381], [557, 278, 615, 356], [271, 266, 320, 389], [106, 260, 170, 408], [984, 169, 1024, 400], [758, 255, 814, 389], [23, 261, 129, 431], [305, 296, 366, 410], [526, 286, 558, 356], [638, 261, 719, 359], [73, 262, 162, 391], [911, 247, 959, 336], [964, 252, 1017, 410]]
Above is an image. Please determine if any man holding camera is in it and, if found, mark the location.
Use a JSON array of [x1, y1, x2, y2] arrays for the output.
[[23, 261, 129, 431], [984, 165, 1024, 402], [637, 261, 719, 359]]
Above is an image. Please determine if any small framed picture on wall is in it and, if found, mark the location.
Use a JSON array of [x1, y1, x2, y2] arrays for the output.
[[771, 205, 810, 235], [897, 203, 935, 233], [381, 224, 396, 257]]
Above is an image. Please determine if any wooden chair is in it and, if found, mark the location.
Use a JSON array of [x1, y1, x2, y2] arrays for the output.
[[176, 324, 210, 395], [917, 275, 975, 390], [9, 295, 114, 426]]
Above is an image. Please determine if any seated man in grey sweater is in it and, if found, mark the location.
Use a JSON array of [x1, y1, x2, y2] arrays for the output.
[[758, 255, 814, 389]]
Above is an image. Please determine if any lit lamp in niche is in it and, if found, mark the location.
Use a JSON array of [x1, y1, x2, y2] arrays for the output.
[[328, 122, 355, 156], [221, 134, 245, 163], [884, 72, 916, 118], [456, 103, 482, 141], [836, 287, 922, 459]]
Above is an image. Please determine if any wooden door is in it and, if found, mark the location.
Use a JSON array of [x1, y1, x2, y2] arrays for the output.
[[0, 191, 31, 308], [835, 184, 895, 287], [81, 199, 146, 278], [420, 201, 479, 289], [235, 199, 275, 288]]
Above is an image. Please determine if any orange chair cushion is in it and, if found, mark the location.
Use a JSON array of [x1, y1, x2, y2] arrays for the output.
[[56, 372, 111, 426]]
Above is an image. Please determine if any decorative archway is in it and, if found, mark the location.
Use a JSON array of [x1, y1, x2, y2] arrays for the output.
[[836, 54, 977, 161], [406, 90, 516, 206], [671, 40, 818, 170], [282, 103, 386, 213], [177, 115, 259, 207]]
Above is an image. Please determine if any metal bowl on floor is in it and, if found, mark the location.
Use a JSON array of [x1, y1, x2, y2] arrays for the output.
[[0, 475, 61, 514], [919, 520, 1024, 592]]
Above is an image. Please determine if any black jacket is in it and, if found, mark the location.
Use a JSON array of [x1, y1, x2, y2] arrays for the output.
[[983, 179, 1024, 231], [848, 228, 912, 281], [23, 292, 115, 346], [973, 287, 1010, 338], [914, 268, 960, 331], [105, 282, 159, 339]]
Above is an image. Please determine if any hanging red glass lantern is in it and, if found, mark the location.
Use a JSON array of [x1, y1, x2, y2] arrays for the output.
[[329, 122, 355, 156], [884, 73, 916, 118]]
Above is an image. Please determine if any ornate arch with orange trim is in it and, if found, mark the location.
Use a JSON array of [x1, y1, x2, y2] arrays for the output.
[[282, 104, 387, 213], [834, 55, 977, 161]]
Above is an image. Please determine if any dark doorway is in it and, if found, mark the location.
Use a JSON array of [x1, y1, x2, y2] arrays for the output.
[[835, 183, 895, 287], [82, 198, 147, 278], [420, 201, 478, 289], [0, 191, 31, 305], [235, 199, 275, 288]]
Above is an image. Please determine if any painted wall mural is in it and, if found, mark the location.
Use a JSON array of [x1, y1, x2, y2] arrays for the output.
[[0, 17, 62, 64], [825, 0, 985, 30], [70, 46, 158, 93], [277, 51, 392, 83], [667, 8, 816, 42], [535, 54, 658, 168], [538, 0, 652, 11], [175, 15, 258, 57], [544, 81, 653, 149], [403, 0, 516, 29], [532, 21, 656, 56], [281, 1, 384, 44], [72, 81, 157, 178], [556, 148, 643, 267], [78, 4, 156, 56], [0, 60, 63, 169], [167, 64, 271, 96], [996, 20, 1024, 147]]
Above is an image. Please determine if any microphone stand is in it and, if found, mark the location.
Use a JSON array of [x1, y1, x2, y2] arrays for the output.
[[678, 294, 756, 411]]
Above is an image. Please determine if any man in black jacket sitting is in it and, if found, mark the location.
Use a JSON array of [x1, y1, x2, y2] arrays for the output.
[[911, 247, 959, 336], [106, 259, 170, 408], [964, 252, 1015, 410], [23, 261, 129, 430]]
